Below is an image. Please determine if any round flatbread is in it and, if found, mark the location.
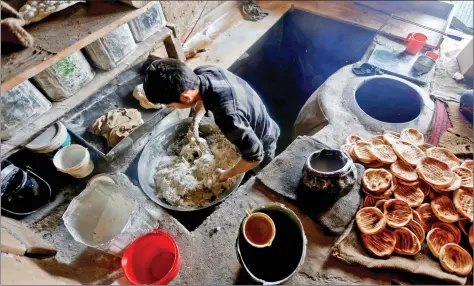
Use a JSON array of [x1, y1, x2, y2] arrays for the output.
[[370, 135, 386, 146], [452, 166, 473, 190], [461, 160, 473, 170], [453, 189, 473, 222], [426, 147, 460, 169], [394, 183, 424, 207], [417, 157, 454, 189], [412, 210, 422, 224], [362, 169, 392, 193], [432, 222, 461, 244], [398, 179, 419, 186], [417, 180, 431, 197], [390, 160, 418, 182], [384, 199, 413, 228], [346, 135, 362, 145], [417, 203, 439, 232], [431, 196, 460, 223], [361, 228, 396, 257], [458, 219, 470, 236], [354, 141, 375, 164], [383, 133, 400, 147], [405, 219, 425, 243], [439, 243, 473, 276], [375, 199, 387, 212], [434, 173, 462, 193], [365, 160, 386, 168], [348, 144, 359, 162], [393, 227, 421, 255], [363, 195, 378, 208], [400, 128, 424, 146], [356, 207, 386, 234], [427, 228, 457, 258], [370, 145, 397, 164], [340, 143, 353, 156], [469, 226, 473, 249], [393, 141, 425, 167]]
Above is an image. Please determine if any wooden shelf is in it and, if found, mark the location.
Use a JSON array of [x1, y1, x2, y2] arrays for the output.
[[1, 28, 172, 159], [1, 1, 156, 92]]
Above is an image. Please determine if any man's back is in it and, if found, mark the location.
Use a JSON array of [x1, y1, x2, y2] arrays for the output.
[[194, 65, 279, 162]]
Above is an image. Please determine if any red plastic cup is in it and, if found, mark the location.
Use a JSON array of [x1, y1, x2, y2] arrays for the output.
[[425, 51, 439, 61], [405, 32, 427, 55], [121, 229, 180, 285]]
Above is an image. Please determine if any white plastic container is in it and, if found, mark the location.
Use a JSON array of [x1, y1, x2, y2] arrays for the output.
[[53, 144, 94, 178], [26, 122, 71, 158], [127, 4, 166, 42], [83, 24, 137, 70], [62, 180, 156, 256], [32, 51, 95, 101], [1, 80, 51, 140]]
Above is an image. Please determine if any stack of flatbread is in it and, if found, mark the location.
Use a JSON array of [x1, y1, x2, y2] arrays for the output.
[[343, 128, 473, 277]]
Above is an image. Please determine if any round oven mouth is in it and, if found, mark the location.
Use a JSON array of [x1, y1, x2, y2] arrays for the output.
[[355, 77, 424, 124]]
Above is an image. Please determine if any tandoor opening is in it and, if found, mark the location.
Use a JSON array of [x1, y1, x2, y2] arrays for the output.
[[355, 77, 423, 123]]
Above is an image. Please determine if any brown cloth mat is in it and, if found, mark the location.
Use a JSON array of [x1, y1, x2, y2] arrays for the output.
[[256, 136, 363, 235], [439, 101, 473, 156], [332, 220, 467, 285]]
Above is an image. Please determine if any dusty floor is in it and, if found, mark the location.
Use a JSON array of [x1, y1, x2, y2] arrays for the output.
[[4, 2, 472, 284]]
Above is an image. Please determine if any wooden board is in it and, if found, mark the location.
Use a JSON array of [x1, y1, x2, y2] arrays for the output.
[[290, 1, 451, 49], [1, 1, 156, 92], [1, 28, 172, 159]]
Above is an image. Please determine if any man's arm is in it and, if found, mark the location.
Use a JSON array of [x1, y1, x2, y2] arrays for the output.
[[215, 158, 261, 183], [189, 100, 206, 141], [212, 108, 264, 182]]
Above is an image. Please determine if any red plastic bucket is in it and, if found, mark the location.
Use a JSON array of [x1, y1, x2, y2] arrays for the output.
[[121, 229, 180, 285], [405, 32, 427, 55]]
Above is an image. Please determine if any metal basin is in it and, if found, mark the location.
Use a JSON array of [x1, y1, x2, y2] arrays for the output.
[[137, 118, 244, 211]]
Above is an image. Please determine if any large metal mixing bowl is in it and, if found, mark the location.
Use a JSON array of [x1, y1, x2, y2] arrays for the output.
[[138, 118, 244, 211]]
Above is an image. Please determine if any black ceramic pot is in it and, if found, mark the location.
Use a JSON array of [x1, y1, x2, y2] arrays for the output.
[[1, 164, 51, 216], [301, 149, 356, 197]]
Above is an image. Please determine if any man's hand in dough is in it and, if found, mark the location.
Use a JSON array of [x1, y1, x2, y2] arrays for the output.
[[187, 124, 200, 145], [215, 168, 230, 183]]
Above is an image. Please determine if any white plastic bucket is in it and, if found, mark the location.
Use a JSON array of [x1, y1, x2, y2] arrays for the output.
[[53, 144, 94, 178], [26, 122, 71, 157], [62, 181, 156, 256]]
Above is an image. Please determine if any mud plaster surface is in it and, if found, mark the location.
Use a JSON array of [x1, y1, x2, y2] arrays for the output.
[[295, 35, 472, 150], [159, 1, 224, 42]]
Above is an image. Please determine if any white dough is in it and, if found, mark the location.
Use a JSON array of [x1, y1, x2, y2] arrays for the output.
[[155, 134, 240, 207]]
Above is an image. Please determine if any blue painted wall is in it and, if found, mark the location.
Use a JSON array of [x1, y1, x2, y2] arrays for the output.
[[229, 9, 375, 152]]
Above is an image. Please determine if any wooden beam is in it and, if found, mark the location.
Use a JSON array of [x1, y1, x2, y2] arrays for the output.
[[1, 2, 156, 92]]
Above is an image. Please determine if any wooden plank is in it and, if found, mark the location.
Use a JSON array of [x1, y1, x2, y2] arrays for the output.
[[1, 2, 156, 92], [183, 2, 291, 69], [290, 1, 447, 48], [1, 28, 172, 159], [180, 1, 240, 44]]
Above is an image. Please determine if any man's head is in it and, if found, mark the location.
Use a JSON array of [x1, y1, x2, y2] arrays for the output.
[[143, 59, 200, 109]]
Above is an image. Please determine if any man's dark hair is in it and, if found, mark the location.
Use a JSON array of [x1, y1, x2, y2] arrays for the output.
[[143, 59, 199, 104]]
